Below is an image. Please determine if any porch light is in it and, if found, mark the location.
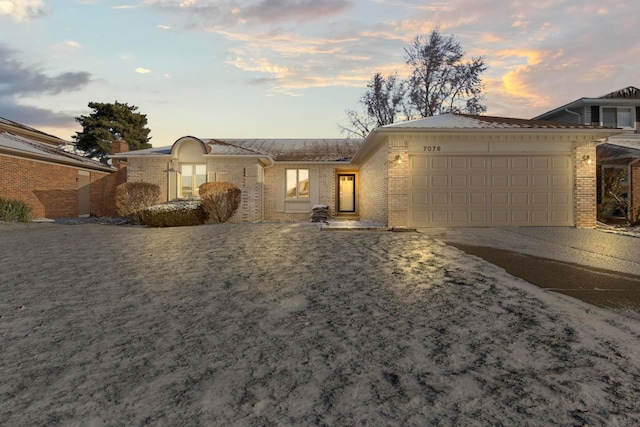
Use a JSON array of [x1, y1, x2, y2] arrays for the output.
[[395, 155, 402, 165], [582, 155, 592, 165]]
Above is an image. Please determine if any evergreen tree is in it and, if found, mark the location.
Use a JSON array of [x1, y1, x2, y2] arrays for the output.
[[74, 101, 151, 161]]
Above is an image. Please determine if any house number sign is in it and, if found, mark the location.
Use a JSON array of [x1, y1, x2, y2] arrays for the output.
[[423, 146, 442, 152]]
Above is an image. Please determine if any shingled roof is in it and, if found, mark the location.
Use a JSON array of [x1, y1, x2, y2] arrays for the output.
[[600, 86, 640, 99], [114, 138, 363, 162], [383, 113, 606, 129], [0, 131, 114, 171]]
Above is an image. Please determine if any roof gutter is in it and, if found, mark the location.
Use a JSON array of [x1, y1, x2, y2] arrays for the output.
[[564, 108, 582, 124]]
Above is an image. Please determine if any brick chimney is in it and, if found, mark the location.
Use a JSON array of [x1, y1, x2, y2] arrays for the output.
[[110, 139, 129, 169]]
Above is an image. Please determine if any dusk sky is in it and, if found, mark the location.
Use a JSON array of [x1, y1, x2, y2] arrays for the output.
[[1, 0, 638, 146]]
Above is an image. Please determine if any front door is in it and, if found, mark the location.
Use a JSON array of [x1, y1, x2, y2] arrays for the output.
[[338, 174, 356, 212]]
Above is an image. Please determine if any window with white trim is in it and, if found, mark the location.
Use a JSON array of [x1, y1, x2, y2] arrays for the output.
[[180, 164, 207, 197], [286, 169, 309, 199]]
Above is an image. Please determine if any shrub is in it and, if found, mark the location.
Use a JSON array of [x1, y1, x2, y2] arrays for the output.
[[115, 182, 160, 223], [0, 198, 32, 222], [199, 182, 241, 223], [139, 202, 207, 227]]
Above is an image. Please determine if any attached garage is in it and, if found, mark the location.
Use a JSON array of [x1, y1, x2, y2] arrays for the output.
[[409, 152, 574, 227], [353, 114, 622, 228]]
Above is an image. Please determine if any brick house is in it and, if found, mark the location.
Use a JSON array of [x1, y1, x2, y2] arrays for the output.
[[533, 86, 640, 222], [0, 116, 125, 219], [112, 113, 620, 228]]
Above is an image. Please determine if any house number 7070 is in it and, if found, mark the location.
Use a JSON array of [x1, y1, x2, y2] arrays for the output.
[[423, 146, 441, 152]]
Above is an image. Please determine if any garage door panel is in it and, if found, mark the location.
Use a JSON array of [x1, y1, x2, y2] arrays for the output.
[[432, 175, 448, 187], [512, 157, 529, 168], [470, 211, 487, 222], [451, 157, 467, 168], [432, 211, 449, 222], [431, 193, 448, 204], [432, 158, 448, 168], [411, 175, 428, 188], [532, 175, 550, 187], [511, 211, 530, 223], [451, 193, 467, 205], [552, 175, 570, 187], [470, 193, 486, 205], [470, 158, 487, 168], [532, 193, 549, 204], [409, 154, 573, 226], [512, 175, 530, 187], [492, 211, 509, 222], [492, 157, 509, 168], [532, 157, 550, 168], [492, 175, 509, 186], [470, 175, 487, 186]]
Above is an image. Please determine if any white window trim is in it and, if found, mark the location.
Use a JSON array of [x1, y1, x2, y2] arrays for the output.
[[599, 106, 636, 130], [179, 163, 207, 198], [285, 168, 310, 200]]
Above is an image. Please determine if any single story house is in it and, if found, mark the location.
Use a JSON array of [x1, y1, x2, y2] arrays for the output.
[[0, 116, 124, 219], [533, 86, 640, 221], [112, 113, 621, 228]]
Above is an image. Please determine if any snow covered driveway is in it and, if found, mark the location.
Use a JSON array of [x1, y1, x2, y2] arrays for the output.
[[2, 222, 640, 425]]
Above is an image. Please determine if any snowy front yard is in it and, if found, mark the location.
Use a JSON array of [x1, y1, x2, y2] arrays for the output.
[[1, 223, 640, 425]]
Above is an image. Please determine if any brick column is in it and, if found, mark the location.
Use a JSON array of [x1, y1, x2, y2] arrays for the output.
[[387, 137, 409, 227], [110, 139, 129, 170], [574, 141, 597, 228]]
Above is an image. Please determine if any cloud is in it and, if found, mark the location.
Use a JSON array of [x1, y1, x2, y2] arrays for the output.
[[241, 0, 353, 24], [146, 0, 353, 26], [0, 98, 76, 129], [0, 0, 47, 22], [0, 44, 92, 97], [135, 67, 152, 74], [0, 44, 92, 131]]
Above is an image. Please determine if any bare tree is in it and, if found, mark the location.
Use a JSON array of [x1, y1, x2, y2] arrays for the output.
[[340, 72, 406, 138], [405, 29, 486, 117]]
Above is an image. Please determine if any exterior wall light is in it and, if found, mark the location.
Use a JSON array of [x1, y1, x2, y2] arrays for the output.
[[395, 155, 402, 165], [582, 155, 592, 165]]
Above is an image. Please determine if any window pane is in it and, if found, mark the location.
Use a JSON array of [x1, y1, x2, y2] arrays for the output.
[[286, 169, 297, 198], [194, 164, 207, 196], [602, 108, 616, 127], [618, 108, 632, 127], [181, 165, 193, 196], [298, 169, 309, 198]]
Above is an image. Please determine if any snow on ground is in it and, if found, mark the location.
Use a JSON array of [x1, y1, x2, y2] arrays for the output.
[[1, 222, 640, 426]]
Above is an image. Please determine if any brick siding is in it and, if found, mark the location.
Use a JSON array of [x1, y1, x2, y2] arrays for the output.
[[358, 142, 389, 224], [573, 142, 597, 228], [264, 164, 337, 222], [0, 154, 121, 219]]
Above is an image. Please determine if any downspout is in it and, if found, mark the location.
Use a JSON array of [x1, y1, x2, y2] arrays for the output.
[[565, 108, 581, 124], [261, 157, 275, 221]]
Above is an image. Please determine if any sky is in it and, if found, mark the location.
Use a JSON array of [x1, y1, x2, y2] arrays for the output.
[[0, 0, 638, 146]]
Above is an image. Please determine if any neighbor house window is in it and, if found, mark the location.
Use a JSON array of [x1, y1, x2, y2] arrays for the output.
[[286, 169, 309, 199], [180, 164, 207, 197], [602, 107, 634, 129]]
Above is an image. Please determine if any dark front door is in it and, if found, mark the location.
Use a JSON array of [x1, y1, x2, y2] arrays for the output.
[[338, 174, 356, 213]]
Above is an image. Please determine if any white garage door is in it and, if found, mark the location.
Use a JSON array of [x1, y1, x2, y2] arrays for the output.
[[409, 155, 574, 227]]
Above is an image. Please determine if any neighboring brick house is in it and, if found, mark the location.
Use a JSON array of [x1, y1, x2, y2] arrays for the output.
[[533, 86, 640, 222], [112, 113, 619, 228], [0, 116, 124, 219]]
